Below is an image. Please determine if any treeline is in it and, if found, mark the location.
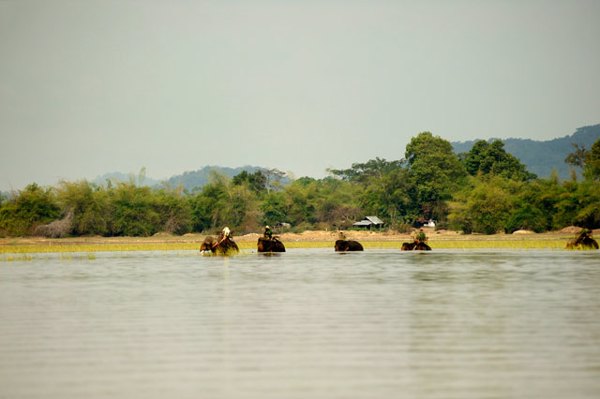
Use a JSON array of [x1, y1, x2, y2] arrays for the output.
[[1, 132, 599, 238]]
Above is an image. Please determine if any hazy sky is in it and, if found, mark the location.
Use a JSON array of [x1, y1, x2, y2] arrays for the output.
[[1, 0, 599, 190]]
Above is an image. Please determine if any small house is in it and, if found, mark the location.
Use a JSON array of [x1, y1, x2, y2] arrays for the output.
[[353, 216, 385, 230]]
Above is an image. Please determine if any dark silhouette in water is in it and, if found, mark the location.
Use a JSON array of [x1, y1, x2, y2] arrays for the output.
[[334, 231, 364, 252], [334, 240, 364, 251], [401, 241, 432, 251], [401, 228, 432, 251], [257, 237, 286, 252], [200, 227, 239, 255], [566, 229, 599, 250]]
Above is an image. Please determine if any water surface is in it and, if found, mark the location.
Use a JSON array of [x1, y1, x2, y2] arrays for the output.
[[1, 249, 599, 398]]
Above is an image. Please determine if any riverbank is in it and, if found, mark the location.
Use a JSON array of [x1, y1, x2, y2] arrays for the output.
[[1, 228, 592, 254]]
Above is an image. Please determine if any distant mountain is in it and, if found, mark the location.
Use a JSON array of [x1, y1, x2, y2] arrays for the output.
[[452, 124, 600, 179], [165, 165, 268, 191], [93, 171, 160, 187], [94, 165, 276, 191]]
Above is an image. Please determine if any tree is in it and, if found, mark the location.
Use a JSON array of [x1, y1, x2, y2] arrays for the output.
[[188, 173, 229, 232], [260, 191, 289, 226], [448, 176, 515, 234], [55, 180, 111, 236], [359, 167, 412, 227], [565, 138, 600, 181], [565, 143, 588, 169], [462, 139, 536, 181], [405, 132, 467, 220], [232, 170, 268, 194], [154, 187, 193, 235], [0, 184, 60, 236], [313, 177, 362, 229], [329, 157, 405, 183], [109, 183, 161, 236], [585, 139, 600, 181]]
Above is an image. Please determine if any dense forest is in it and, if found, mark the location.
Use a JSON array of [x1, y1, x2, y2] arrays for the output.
[[1, 132, 599, 238]]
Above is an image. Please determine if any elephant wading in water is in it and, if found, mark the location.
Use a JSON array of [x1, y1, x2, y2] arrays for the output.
[[334, 240, 364, 251], [566, 229, 599, 250], [257, 237, 286, 253], [401, 241, 432, 251], [200, 227, 240, 255], [334, 232, 363, 252], [401, 228, 432, 251]]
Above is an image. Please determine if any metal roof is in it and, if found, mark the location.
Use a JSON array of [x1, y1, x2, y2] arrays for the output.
[[352, 220, 373, 226], [352, 216, 385, 226], [365, 216, 384, 225]]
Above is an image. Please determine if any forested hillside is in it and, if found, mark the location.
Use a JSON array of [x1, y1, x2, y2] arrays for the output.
[[453, 124, 600, 179]]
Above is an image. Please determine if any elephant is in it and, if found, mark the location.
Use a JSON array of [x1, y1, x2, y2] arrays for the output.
[[334, 240, 364, 251], [257, 237, 286, 252], [566, 229, 599, 250], [401, 241, 432, 251], [200, 234, 239, 255]]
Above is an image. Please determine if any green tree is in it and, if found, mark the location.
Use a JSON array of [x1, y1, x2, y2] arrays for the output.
[[232, 170, 268, 194], [585, 139, 600, 181], [329, 157, 404, 183], [260, 191, 289, 226], [572, 180, 600, 228], [463, 139, 536, 181], [155, 187, 193, 235], [109, 183, 161, 236], [313, 177, 362, 229], [188, 173, 229, 232], [448, 176, 517, 234], [565, 138, 600, 181], [0, 184, 60, 236], [281, 177, 319, 229], [359, 167, 412, 227], [405, 132, 467, 221], [55, 180, 111, 236]]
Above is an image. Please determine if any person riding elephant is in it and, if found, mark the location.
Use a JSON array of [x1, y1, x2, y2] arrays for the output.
[[258, 225, 285, 252], [257, 236, 286, 252], [413, 228, 428, 244], [402, 229, 432, 251], [200, 226, 239, 255], [334, 232, 364, 251], [334, 240, 364, 251], [566, 229, 599, 250], [264, 225, 273, 240]]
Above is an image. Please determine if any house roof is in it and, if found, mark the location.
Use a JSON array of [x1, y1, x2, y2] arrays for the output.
[[352, 220, 373, 227], [365, 216, 384, 225], [352, 216, 385, 226]]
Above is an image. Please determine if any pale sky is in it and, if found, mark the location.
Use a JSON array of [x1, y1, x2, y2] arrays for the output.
[[1, 0, 599, 190]]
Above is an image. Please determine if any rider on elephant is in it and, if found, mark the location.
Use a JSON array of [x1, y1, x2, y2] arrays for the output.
[[264, 225, 273, 240], [413, 228, 428, 244]]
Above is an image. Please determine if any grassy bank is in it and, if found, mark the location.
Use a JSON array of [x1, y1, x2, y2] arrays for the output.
[[0, 231, 577, 255]]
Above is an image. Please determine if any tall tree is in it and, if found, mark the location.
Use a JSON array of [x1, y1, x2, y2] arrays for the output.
[[463, 139, 536, 181], [405, 132, 467, 220]]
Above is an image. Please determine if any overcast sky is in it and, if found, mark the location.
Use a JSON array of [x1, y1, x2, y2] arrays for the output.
[[1, 0, 599, 190]]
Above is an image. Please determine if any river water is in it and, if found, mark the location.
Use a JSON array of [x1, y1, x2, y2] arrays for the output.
[[1, 249, 599, 399]]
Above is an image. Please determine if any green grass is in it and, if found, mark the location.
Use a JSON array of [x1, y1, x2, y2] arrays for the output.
[[0, 235, 576, 256]]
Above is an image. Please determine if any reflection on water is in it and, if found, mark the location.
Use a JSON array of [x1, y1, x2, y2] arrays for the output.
[[1, 249, 599, 399]]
